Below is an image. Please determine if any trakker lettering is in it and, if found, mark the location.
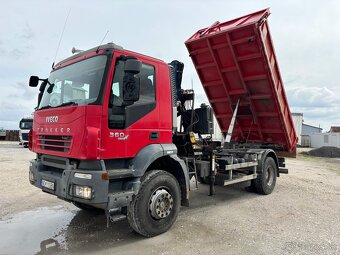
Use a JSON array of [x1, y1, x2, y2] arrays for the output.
[[36, 127, 71, 133]]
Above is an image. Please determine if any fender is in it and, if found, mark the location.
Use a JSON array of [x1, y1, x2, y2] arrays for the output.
[[129, 144, 171, 177], [130, 143, 190, 205], [258, 149, 280, 177], [130, 144, 171, 176]]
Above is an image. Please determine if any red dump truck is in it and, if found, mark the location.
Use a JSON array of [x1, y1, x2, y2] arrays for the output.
[[28, 9, 296, 237]]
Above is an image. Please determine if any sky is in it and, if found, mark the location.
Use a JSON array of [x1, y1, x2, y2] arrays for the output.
[[0, 0, 340, 131]]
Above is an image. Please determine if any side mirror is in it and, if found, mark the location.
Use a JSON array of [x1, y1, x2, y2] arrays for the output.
[[123, 74, 140, 103], [124, 59, 141, 74], [122, 59, 141, 104], [29, 76, 40, 87]]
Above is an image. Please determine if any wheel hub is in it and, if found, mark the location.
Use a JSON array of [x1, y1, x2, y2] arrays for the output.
[[149, 189, 173, 220]]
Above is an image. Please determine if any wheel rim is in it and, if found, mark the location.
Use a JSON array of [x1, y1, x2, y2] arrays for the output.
[[266, 165, 274, 186], [149, 188, 174, 220]]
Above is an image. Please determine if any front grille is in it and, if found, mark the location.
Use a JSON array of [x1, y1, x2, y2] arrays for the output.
[[22, 133, 29, 141], [38, 135, 72, 152], [43, 157, 67, 165]]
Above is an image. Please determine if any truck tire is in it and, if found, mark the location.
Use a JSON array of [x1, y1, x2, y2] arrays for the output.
[[252, 157, 277, 195], [127, 170, 181, 237]]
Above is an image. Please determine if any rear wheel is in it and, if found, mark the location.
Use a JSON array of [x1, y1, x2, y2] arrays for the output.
[[252, 157, 277, 195], [127, 170, 181, 237]]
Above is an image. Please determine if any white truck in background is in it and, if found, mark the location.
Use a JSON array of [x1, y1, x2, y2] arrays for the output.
[[19, 116, 33, 147]]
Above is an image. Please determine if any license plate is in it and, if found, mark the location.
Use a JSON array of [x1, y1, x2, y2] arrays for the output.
[[41, 179, 55, 190]]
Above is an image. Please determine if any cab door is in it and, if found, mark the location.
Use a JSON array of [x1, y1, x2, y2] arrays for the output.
[[101, 54, 159, 159]]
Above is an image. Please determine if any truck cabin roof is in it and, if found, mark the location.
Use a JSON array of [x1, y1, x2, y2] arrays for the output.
[[54, 43, 165, 69]]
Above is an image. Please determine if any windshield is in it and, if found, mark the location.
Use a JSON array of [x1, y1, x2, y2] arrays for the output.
[[20, 120, 33, 129], [38, 55, 108, 109]]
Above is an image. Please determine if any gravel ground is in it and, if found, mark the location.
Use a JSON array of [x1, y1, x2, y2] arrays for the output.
[[303, 146, 340, 158], [0, 142, 339, 255]]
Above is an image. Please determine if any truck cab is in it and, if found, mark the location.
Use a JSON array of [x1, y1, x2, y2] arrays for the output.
[[30, 43, 174, 160], [19, 117, 33, 147], [29, 43, 189, 237]]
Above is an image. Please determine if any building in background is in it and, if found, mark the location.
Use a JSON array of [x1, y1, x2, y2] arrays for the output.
[[292, 113, 303, 145], [0, 128, 6, 140], [329, 126, 340, 133], [301, 123, 323, 147], [310, 133, 340, 148], [302, 123, 323, 135], [0, 129, 19, 141]]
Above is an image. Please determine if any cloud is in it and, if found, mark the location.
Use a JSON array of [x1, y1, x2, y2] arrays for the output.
[[0, 99, 35, 130], [18, 23, 35, 40], [0, 48, 25, 60], [1, 0, 340, 132], [287, 86, 340, 130], [0, 80, 37, 130], [9, 82, 37, 100], [0, 23, 35, 61], [287, 86, 340, 108]]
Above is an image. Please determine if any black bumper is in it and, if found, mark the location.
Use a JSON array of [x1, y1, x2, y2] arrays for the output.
[[29, 158, 110, 209]]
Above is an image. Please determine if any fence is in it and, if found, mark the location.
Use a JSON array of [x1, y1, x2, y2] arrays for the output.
[[0, 130, 20, 141]]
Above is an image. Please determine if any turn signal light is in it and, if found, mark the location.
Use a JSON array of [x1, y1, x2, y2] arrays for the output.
[[101, 172, 109, 180]]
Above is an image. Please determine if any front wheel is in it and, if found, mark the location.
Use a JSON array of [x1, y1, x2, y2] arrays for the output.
[[127, 170, 181, 237], [252, 157, 277, 195]]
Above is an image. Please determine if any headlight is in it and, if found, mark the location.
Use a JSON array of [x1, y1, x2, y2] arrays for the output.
[[74, 185, 92, 199], [29, 171, 34, 182]]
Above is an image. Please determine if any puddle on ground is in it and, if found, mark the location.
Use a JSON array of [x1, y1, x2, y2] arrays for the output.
[[0, 206, 140, 255], [0, 206, 74, 254]]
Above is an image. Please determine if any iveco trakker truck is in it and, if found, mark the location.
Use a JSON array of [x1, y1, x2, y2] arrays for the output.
[[28, 9, 297, 237]]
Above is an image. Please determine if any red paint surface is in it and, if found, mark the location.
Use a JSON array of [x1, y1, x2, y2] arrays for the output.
[[32, 49, 173, 160], [185, 9, 297, 152]]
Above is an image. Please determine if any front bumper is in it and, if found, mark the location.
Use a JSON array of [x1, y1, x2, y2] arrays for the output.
[[29, 158, 135, 210]]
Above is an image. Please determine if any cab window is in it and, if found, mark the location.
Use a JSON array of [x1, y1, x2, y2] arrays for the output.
[[109, 59, 156, 129]]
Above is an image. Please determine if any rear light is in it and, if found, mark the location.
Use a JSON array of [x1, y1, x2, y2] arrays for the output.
[[28, 129, 33, 151]]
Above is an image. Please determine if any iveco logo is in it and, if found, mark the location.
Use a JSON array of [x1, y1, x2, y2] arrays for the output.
[[46, 116, 59, 123]]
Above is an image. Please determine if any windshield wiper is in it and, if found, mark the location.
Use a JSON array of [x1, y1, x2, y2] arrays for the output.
[[54, 101, 78, 108], [38, 101, 78, 111], [38, 105, 52, 110]]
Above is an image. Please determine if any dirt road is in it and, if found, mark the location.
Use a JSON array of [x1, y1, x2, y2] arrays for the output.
[[0, 142, 339, 255]]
